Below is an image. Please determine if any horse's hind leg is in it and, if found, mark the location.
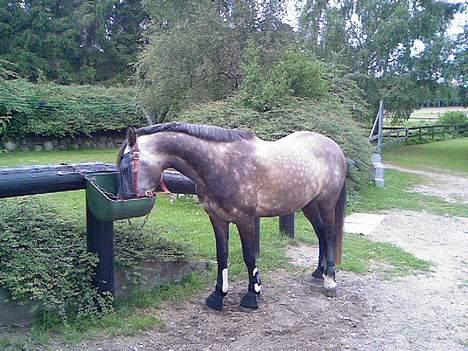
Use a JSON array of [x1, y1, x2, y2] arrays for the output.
[[205, 215, 230, 311], [302, 200, 327, 280], [318, 202, 339, 297], [236, 219, 261, 310]]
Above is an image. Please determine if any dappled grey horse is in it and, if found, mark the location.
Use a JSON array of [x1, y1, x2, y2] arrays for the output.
[[117, 123, 346, 311]]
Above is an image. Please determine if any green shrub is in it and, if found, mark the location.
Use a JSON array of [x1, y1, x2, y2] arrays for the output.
[[0, 199, 112, 319], [439, 111, 467, 125], [179, 98, 372, 196], [0, 79, 146, 139], [239, 44, 329, 112], [0, 198, 192, 320]]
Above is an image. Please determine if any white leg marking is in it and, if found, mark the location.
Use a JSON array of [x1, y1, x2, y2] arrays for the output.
[[253, 267, 258, 276], [254, 283, 261, 293], [323, 274, 337, 289], [222, 268, 229, 293]]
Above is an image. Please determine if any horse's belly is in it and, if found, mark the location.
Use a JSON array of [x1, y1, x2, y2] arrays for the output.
[[255, 184, 319, 217]]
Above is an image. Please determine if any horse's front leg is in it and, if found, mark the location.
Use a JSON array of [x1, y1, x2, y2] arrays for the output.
[[236, 220, 261, 310], [205, 215, 230, 311]]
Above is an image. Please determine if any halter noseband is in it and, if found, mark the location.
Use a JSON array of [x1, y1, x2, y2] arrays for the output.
[[127, 138, 170, 198]]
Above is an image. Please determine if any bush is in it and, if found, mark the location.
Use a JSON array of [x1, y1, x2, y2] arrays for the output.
[[0, 79, 146, 140], [0, 198, 112, 319], [439, 111, 467, 125], [0, 198, 192, 320], [239, 44, 329, 112], [179, 98, 373, 196]]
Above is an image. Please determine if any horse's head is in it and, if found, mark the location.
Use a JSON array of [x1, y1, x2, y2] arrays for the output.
[[117, 128, 161, 199]]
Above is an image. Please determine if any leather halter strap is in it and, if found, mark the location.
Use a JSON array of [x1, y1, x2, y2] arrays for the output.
[[131, 138, 170, 197]]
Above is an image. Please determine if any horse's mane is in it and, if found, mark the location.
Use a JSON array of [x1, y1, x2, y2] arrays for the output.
[[137, 122, 255, 142], [117, 123, 255, 165]]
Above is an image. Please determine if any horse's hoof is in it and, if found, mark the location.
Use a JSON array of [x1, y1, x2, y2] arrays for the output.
[[205, 291, 224, 311], [311, 269, 323, 280], [240, 291, 259, 310], [323, 287, 337, 298]]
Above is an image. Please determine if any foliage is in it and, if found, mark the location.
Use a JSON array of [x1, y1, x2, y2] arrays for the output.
[[136, 0, 293, 120], [239, 44, 329, 112], [0, 79, 145, 139], [0, 0, 148, 84], [179, 98, 373, 195], [114, 221, 193, 267], [0, 198, 112, 319], [299, 0, 465, 118], [439, 111, 467, 125]]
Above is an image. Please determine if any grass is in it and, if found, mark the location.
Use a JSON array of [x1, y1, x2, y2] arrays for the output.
[[350, 169, 468, 217], [384, 137, 468, 174], [0, 148, 440, 347], [341, 234, 431, 275], [0, 148, 119, 167]]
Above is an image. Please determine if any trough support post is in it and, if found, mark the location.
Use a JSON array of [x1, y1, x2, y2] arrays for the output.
[[86, 201, 115, 296], [279, 213, 295, 238]]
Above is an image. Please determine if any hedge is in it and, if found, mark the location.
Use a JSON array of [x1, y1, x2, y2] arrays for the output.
[[0, 79, 146, 139]]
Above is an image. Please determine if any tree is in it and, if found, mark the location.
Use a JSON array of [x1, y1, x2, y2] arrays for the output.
[[136, 0, 293, 120], [299, 0, 464, 118]]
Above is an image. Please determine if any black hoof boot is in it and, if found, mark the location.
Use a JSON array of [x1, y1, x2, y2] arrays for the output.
[[240, 291, 259, 310], [323, 287, 337, 298], [205, 291, 225, 311], [311, 268, 324, 282]]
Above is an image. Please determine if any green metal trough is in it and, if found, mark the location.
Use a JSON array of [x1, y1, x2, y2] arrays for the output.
[[85, 173, 155, 222]]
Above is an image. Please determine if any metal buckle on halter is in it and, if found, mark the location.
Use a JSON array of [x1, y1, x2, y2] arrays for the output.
[[133, 151, 140, 160], [145, 190, 155, 197]]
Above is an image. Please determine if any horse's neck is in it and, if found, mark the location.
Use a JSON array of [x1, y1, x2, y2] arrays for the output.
[[154, 133, 217, 184]]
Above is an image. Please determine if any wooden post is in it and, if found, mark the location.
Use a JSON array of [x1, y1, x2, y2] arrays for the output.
[[377, 100, 384, 152], [419, 127, 422, 141], [86, 200, 115, 295], [279, 213, 295, 238], [432, 126, 435, 139]]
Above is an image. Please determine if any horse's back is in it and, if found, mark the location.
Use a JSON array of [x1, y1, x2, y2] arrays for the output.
[[253, 131, 346, 217]]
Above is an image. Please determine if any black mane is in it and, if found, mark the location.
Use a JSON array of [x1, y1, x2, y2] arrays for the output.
[[136, 122, 255, 142]]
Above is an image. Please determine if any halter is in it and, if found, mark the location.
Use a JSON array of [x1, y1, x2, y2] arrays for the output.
[[125, 138, 170, 198]]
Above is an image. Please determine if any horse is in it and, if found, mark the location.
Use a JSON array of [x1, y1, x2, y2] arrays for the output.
[[117, 122, 347, 311]]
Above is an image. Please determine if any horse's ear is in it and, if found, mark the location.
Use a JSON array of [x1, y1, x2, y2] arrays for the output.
[[126, 127, 137, 147]]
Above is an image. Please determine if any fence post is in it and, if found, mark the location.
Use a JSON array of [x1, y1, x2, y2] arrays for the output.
[[432, 126, 435, 139], [419, 127, 422, 141], [377, 101, 384, 152], [86, 200, 115, 295], [279, 213, 295, 238]]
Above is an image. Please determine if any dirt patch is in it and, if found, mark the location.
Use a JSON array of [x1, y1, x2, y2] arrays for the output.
[[385, 163, 468, 204]]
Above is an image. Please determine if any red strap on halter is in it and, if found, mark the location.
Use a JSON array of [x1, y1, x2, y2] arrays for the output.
[[159, 175, 170, 194]]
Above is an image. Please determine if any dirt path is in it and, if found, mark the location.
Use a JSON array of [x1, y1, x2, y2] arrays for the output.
[[385, 163, 468, 204]]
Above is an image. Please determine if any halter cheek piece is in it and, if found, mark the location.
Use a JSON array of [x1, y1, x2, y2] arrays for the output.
[[127, 139, 170, 198]]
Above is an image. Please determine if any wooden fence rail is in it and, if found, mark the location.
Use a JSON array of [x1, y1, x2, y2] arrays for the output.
[[369, 122, 468, 147]]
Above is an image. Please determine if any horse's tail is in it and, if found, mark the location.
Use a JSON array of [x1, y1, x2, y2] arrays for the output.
[[334, 181, 346, 265]]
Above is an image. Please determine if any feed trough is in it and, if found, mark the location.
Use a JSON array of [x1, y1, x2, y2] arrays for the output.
[[85, 173, 155, 222]]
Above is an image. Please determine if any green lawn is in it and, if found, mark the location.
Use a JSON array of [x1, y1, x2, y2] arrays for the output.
[[384, 138, 468, 174], [350, 169, 468, 217], [0, 148, 119, 167]]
